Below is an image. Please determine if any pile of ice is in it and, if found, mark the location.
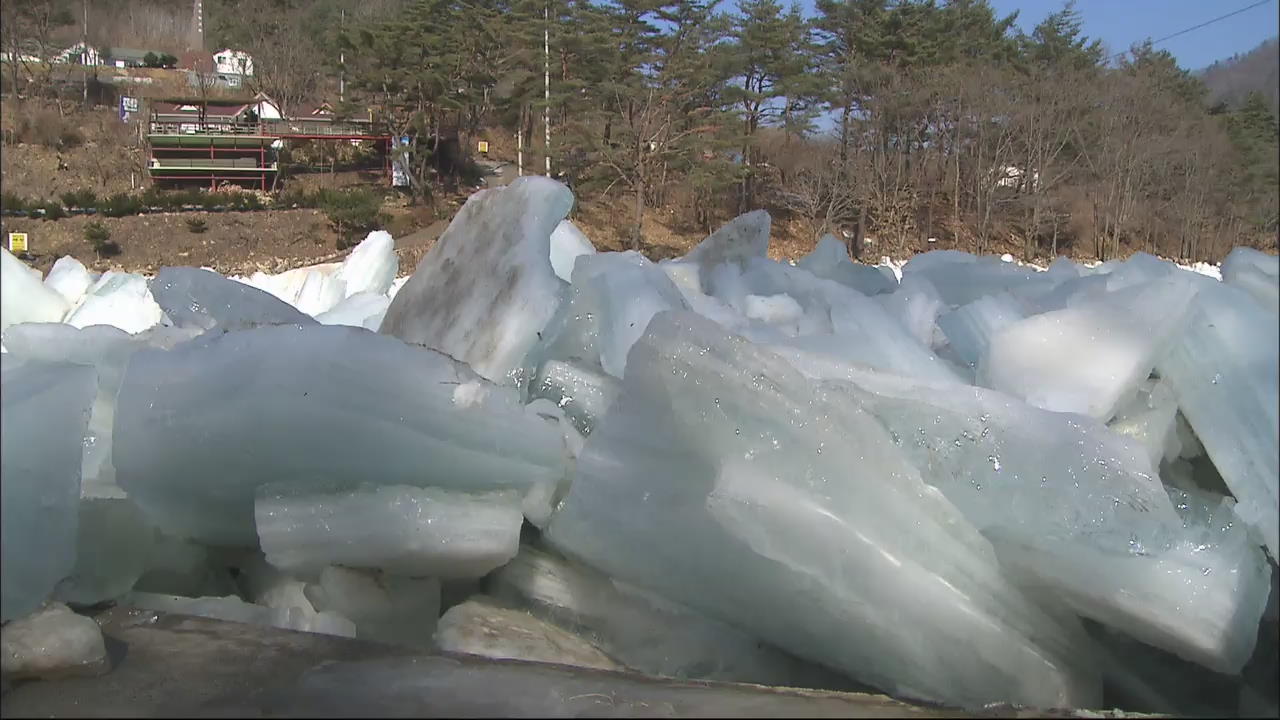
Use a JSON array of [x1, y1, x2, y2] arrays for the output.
[[1, 178, 1276, 716]]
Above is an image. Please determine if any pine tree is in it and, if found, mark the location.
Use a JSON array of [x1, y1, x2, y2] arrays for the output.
[[726, 0, 821, 211]]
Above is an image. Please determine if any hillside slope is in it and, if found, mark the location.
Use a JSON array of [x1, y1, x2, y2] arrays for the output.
[[1200, 37, 1280, 113]]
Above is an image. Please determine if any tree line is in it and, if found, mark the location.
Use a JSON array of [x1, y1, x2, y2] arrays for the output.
[[6, 0, 1277, 261], [319, 0, 1277, 260]]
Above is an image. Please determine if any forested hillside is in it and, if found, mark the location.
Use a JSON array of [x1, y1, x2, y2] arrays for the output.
[[213, 0, 1277, 260], [3, 0, 1277, 262], [1200, 36, 1279, 114]]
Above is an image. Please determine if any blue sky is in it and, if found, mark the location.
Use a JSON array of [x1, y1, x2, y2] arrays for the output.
[[987, 0, 1279, 70], [788, 0, 1279, 70]]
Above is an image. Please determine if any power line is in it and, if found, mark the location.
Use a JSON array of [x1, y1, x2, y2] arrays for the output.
[[1106, 0, 1276, 63]]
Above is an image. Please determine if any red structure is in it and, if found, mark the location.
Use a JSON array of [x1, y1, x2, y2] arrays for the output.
[[146, 99, 393, 191]]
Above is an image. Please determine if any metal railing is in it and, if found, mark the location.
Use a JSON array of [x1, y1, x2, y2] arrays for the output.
[[148, 115, 383, 138]]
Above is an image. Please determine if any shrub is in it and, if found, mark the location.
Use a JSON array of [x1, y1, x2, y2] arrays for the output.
[[1, 191, 29, 212], [84, 221, 120, 257], [101, 193, 142, 218], [59, 125, 84, 148], [185, 217, 208, 234], [276, 185, 319, 209], [60, 189, 98, 209], [40, 201, 67, 220], [318, 188, 387, 248]]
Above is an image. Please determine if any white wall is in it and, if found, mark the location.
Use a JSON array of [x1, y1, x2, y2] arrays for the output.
[[213, 49, 254, 76]]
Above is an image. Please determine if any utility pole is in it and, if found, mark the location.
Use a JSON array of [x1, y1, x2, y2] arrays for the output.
[[190, 0, 205, 52], [339, 9, 345, 104], [543, 1, 550, 177], [81, 0, 88, 103]]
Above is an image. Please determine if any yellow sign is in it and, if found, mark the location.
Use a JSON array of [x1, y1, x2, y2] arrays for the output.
[[8, 232, 27, 253], [477, 141, 490, 154]]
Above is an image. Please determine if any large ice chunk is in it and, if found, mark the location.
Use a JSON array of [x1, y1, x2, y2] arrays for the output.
[[1220, 246, 1278, 314], [133, 534, 239, 598], [1, 323, 176, 497], [1157, 280, 1280, 558], [115, 325, 568, 546], [64, 271, 164, 334], [256, 482, 522, 578], [979, 276, 1199, 420], [489, 545, 857, 688], [528, 360, 619, 435], [54, 498, 154, 606], [936, 293, 1025, 373], [806, 361, 1269, 674], [237, 263, 347, 317], [569, 252, 689, 378], [237, 555, 358, 638], [986, 487, 1271, 675], [876, 274, 946, 348], [314, 291, 391, 331], [1, 248, 70, 331], [680, 210, 771, 288], [901, 250, 1043, 307], [379, 177, 573, 383], [122, 591, 353, 637], [705, 256, 964, 385], [548, 219, 595, 282], [43, 256, 94, 308], [149, 267, 316, 332], [796, 234, 897, 296], [304, 566, 440, 649], [1107, 379, 1181, 468], [546, 311, 1098, 709], [1, 359, 96, 621], [1, 603, 107, 680], [435, 596, 623, 671], [335, 231, 398, 298]]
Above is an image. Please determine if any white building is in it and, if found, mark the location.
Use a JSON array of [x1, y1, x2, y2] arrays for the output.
[[213, 48, 253, 76], [250, 92, 282, 120], [53, 42, 101, 65]]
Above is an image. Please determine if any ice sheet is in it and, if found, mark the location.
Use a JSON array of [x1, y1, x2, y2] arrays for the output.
[[1, 248, 70, 331], [1220, 246, 1278, 314], [54, 498, 155, 606], [379, 177, 573, 382], [304, 566, 440, 649], [335, 230, 398, 298], [256, 482, 522, 578], [795, 359, 1270, 674], [1, 358, 96, 621], [0, 322, 195, 498], [315, 291, 391, 330], [548, 219, 595, 282], [149, 267, 316, 332], [1156, 280, 1280, 558], [529, 360, 620, 435], [64, 271, 164, 334], [876, 274, 946, 348], [979, 276, 1199, 420], [936, 293, 1025, 373], [545, 311, 1098, 710], [43, 256, 95, 308], [114, 325, 569, 546], [489, 545, 859, 688], [796, 234, 897, 296], [567, 251, 689, 378]]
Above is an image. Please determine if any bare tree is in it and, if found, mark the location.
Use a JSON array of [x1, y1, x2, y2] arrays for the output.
[[238, 5, 321, 118]]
